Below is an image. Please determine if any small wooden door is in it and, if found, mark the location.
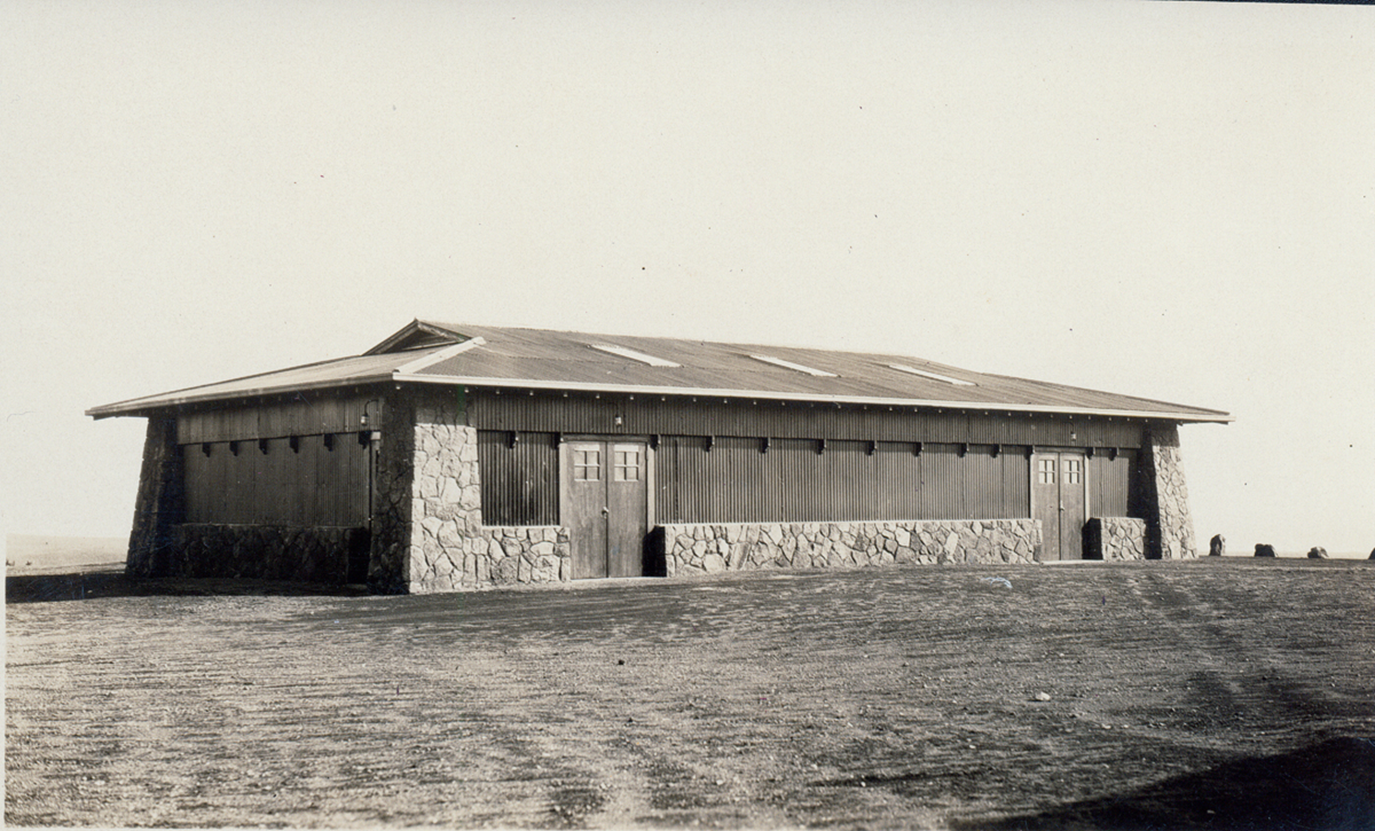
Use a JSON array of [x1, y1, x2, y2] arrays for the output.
[[1032, 451, 1087, 561], [565, 440, 648, 579]]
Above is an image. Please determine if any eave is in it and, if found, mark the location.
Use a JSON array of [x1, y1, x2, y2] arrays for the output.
[[87, 370, 1231, 424], [391, 373, 1235, 423]]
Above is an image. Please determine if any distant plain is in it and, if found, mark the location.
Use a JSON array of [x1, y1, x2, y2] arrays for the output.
[[5, 534, 126, 572]]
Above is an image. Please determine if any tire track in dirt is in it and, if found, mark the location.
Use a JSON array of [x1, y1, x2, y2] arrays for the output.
[[1124, 563, 1375, 753]]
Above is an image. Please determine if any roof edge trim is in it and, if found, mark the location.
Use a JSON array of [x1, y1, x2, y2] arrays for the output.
[[391, 373, 1234, 423], [85, 373, 400, 419]]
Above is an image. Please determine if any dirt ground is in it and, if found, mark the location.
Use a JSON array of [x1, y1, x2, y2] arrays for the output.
[[6, 559, 1374, 829]]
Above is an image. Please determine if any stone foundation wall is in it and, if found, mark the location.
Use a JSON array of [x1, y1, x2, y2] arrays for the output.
[[1140, 423, 1197, 559], [170, 524, 368, 583], [1084, 517, 1147, 561], [410, 526, 572, 593], [659, 518, 1041, 577]]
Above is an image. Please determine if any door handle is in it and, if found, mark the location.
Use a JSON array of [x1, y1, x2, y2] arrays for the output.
[[601, 507, 610, 517]]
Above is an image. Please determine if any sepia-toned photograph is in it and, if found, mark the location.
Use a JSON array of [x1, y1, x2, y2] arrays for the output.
[[4, 1, 1373, 828]]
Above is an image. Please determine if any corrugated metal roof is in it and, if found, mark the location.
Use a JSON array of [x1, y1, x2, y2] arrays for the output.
[[85, 349, 440, 418], [87, 320, 1232, 422]]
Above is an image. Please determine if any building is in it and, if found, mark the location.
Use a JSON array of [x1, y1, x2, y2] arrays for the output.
[[88, 320, 1230, 593]]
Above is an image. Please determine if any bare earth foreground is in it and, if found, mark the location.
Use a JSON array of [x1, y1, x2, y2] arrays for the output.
[[6, 558, 1374, 829]]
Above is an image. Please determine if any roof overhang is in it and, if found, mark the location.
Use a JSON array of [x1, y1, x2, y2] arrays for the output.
[[87, 371, 1233, 423], [390, 373, 1234, 423], [84, 374, 399, 419]]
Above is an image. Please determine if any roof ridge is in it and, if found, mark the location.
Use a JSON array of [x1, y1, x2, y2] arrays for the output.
[[419, 320, 975, 365]]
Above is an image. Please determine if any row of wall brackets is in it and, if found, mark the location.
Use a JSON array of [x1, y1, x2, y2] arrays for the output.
[[491, 432, 1123, 462], [198, 432, 375, 457]]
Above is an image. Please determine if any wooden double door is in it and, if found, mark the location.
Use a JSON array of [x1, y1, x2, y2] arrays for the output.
[[1032, 450, 1087, 561], [563, 440, 649, 579]]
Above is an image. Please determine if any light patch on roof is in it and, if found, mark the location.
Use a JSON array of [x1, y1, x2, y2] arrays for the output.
[[749, 354, 837, 377], [888, 363, 976, 386], [590, 343, 682, 367], [396, 337, 486, 374]]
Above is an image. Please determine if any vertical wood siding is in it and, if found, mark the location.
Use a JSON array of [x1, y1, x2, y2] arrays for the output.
[[477, 431, 559, 525], [470, 389, 1135, 527], [918, 447, 962, 520], [655, 437, 1030, 524], [182, 434, 369, 525], [178, 395, 372, 443], [1089, 450, 1135, 517]]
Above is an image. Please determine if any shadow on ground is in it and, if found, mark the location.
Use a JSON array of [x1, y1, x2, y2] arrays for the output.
[[5, 568, 370, 603], [958, 737, 1375, 831]]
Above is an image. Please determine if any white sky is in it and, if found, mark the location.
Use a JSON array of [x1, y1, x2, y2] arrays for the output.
[[3, 1, 1372, 556]]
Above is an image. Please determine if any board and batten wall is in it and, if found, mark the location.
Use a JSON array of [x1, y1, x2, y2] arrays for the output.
[[471, 390, 1141, 527], [176, 394, 375, 527], [172, 389, 1140, 530]]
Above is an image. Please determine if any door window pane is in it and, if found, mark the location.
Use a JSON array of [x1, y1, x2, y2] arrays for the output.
[[1038, 458, 1057, 484], [1063, 458, 1082, 484], [614, 448, 641, 481], [574, 449, 601, 481]]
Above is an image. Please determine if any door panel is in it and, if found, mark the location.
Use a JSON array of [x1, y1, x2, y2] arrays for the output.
[[567, 442, 609, 579], [1060, 454, 1086, 560], [1033, 453, 1061, 560], [607, 443, 648, 578]]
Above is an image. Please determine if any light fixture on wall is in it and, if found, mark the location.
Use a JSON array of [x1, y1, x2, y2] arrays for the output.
[[614, 415, 623, 427]]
